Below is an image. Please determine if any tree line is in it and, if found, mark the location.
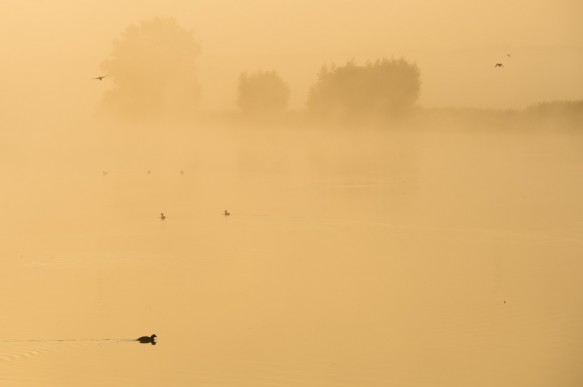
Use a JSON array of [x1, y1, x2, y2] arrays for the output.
[[99, 18, 421, 123]]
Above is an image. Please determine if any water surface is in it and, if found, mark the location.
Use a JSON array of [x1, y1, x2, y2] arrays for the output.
[[1, 127, 582, 386]]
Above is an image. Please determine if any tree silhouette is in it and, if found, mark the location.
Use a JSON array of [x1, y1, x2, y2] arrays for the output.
[[100, 18, 201, 121], [237, 71, 289, 116], [307, 58, 421, 121]]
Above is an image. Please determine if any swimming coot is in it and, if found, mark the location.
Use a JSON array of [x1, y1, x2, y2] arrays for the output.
[[136, 334, 157, 345]]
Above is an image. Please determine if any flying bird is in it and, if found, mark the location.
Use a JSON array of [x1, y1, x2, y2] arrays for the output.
[[92, 75, 107, 81], [494, 63, 504, 68]]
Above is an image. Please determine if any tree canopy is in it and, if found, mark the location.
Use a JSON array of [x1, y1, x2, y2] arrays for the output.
[[307, 58, 421, 121], [237, 71, 290, 116], [100, 18, 201, 121]]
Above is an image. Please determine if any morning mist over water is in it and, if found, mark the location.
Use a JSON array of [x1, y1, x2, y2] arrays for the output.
[[1, 1, 582, 386]]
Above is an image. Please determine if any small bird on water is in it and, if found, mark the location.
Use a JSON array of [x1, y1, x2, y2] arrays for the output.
[[224, 210, 230, 216], [160, 212, 166, 221], [136, 334, 157, 345]]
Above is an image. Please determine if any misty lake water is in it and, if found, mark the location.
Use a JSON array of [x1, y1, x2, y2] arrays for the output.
[[1, 126, 582, 386]]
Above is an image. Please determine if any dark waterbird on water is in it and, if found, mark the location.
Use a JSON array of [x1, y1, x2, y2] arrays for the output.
[[136, 334, 157, 345], [160, 212, 166, 221], [224, 210, 230, 216]]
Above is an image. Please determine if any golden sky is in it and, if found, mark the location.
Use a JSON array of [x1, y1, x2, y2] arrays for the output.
[[1, 0, 582, 116]]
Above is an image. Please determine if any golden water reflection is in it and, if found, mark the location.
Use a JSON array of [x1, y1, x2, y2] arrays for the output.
[[1, 129, 582, 386]]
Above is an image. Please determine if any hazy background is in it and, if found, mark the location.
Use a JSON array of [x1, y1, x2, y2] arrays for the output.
[[1, 0, 582, 120]]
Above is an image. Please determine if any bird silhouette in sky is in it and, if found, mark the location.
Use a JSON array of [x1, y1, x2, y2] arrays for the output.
[[92, 75, 107, 81], [494, 63, 504, 68]]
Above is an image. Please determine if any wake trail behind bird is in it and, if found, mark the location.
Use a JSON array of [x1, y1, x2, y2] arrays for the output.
[[0, 338, 141, 363], [0, 338, 136, 344]]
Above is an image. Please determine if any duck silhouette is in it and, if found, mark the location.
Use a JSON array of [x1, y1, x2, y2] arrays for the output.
[[160, 213, 166, 221], [136, 334, 157, 345], [224, 210, 230, 216]]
